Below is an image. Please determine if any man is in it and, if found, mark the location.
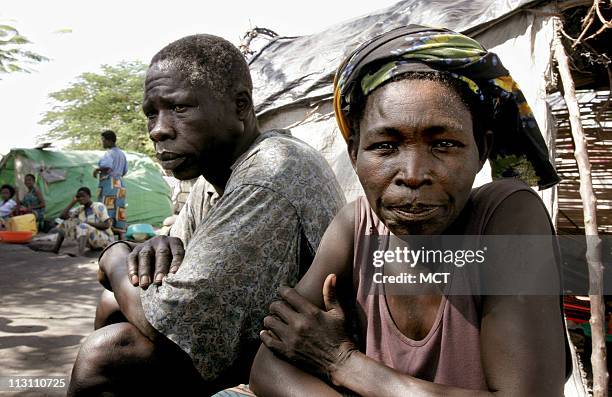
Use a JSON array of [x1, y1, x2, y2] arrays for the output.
[[94, 130, 128, 239], [68, 35, 345, 396], [52, 187, 113, 255]]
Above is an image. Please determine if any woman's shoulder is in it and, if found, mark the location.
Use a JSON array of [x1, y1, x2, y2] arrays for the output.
[[470, 178, 535, 202], [467, 178, 553, 235]]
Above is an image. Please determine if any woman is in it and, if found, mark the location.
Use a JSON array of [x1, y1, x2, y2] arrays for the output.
[[21, 174, 46, 230], [0, 184, 18, 229], [94, 130, 128, 238], [53, 187, 114, 255], [250, 26, 567, 396]]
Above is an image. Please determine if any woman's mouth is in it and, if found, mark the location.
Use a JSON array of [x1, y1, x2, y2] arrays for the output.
[[387, 205, 442, 222]]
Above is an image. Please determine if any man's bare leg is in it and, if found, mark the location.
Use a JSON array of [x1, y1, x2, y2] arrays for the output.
[[68, 322, 206, 397], [94, 290, 126, 330]]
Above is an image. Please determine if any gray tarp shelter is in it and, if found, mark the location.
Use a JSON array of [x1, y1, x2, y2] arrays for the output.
[[249, 0, 559, 216]]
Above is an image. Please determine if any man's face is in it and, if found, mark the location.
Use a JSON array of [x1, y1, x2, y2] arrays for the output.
[[101, 137, 112, 149], [142, 62, 242, 180]]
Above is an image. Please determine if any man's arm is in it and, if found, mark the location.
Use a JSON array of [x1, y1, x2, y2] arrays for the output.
[[99, 243, 162, 342], [250, 202, 355, 397], [138, 184, 321, 383]]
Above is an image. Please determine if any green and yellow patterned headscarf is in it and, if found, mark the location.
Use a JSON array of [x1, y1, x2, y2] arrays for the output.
[[333, 25, 559, 189]]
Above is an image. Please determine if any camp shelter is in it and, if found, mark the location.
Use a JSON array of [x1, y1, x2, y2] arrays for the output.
[[0, 148, 172, 226], [249, 0, 564, 214]]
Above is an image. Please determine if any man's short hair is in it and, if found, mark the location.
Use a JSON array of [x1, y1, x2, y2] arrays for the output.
[[150, 34, 252, 99], [77, 187, 91, 197], [101, 130, 117, 143], [25, 174, 36, 180]]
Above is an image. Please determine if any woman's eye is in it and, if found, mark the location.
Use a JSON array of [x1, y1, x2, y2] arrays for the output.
[[372, 142, 397, 151]]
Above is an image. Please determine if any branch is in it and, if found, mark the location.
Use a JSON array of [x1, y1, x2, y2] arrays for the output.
[[594, 0, 612, 27], [553, 17, 608, 397]]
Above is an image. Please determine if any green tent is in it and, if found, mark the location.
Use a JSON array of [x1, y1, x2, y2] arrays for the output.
[[0, 148, 172, 226]]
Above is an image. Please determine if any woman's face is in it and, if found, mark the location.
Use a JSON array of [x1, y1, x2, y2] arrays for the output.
[[24, 176, 34, 188], [350, 78, 484, 235], [76, 191, 91, 206], [1, 188, 11, 201]]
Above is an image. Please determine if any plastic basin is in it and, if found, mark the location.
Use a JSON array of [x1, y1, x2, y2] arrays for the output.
[[0, 231, 34, 244]]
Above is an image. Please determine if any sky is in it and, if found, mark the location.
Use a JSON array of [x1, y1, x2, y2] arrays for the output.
[[0, 0, 401, 155]]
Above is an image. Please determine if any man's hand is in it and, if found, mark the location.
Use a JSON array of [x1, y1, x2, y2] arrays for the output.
[[260, 274, 357, 384], [127, 236, 185, 289]]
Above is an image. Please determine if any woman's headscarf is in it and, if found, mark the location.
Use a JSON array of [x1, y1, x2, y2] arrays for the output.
[[333, 25, 559, 189]]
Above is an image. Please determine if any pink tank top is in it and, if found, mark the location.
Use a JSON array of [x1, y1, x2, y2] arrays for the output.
[[352, 179, 536, 390]]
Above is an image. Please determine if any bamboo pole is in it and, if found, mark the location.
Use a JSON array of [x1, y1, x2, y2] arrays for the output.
[[553, 18, 608, 397]]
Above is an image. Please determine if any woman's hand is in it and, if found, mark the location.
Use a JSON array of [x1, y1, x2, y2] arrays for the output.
[[260, 274, 358, 385]]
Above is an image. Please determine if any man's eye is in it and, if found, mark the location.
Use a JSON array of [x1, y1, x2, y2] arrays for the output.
[[433, 140, 462, 149], [173, 105, 187, 113], [145, 112, 157, 120]]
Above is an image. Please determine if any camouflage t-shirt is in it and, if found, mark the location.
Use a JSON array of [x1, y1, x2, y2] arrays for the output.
[[140, 130, 345, 380]]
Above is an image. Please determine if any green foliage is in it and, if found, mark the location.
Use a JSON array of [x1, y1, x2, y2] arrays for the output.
[[0, 23, 48, 76], [39, 61, 154, 156]]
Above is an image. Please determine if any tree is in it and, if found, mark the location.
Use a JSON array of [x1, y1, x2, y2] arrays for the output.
[[0, 23, 47, 76], [39, 61, 154, 156]]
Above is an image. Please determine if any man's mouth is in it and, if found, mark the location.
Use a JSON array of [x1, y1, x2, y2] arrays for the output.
[[156, 151, 187, 170]]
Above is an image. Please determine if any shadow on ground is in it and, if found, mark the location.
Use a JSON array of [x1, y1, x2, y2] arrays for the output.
[[0, 243, 102, 396]]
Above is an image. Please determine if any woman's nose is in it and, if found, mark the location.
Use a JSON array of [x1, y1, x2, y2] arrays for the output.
[[393, 149, 433, 189], [149, 112, 176, 142]]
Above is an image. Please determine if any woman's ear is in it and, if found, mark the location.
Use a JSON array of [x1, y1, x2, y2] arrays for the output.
[[479, 130, 493, 168], [347, 134, 358, 170], [235, 91, 253, 121]]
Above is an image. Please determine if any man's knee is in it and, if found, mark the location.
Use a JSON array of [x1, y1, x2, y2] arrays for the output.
[[69, 323, 155, 396], [81, 322, 154, 365]]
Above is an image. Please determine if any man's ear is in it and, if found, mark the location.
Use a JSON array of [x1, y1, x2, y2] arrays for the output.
[[478, 130, 493, 168], [235, 90, 253, 121]]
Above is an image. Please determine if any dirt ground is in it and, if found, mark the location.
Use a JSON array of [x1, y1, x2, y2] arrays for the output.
[[0, 240, 102, 397]]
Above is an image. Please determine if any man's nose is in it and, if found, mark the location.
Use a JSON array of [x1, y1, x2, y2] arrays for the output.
[[149, 112, 176, 142], [393, 148, 433, 189]]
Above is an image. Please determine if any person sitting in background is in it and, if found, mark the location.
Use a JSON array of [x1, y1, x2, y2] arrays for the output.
[[94, 130, 128, 239], [20, 174, 46, 231], [52, 187, 114, 255], [0, 184, 18, 229]]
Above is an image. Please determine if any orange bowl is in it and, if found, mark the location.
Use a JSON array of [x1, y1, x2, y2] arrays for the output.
[[0, 231, 34, 244]]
